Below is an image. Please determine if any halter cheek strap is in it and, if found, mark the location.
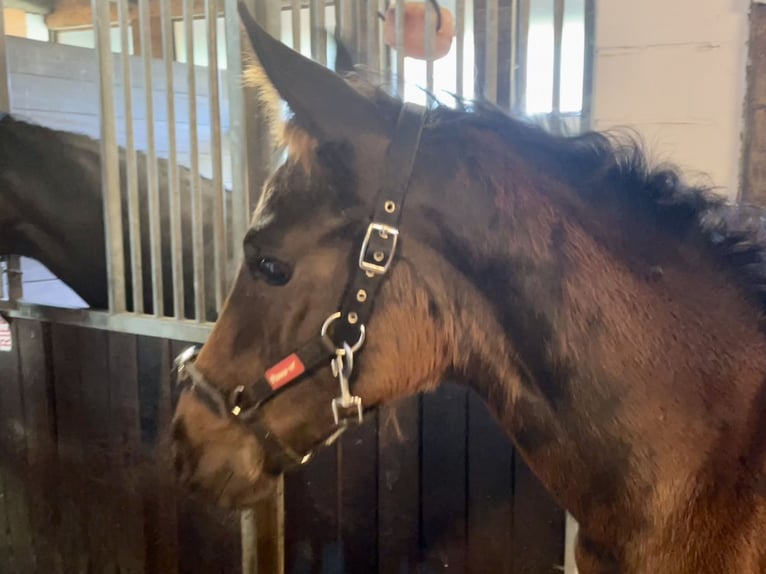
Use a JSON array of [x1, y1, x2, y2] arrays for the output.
[[173, 102, 427, 473]]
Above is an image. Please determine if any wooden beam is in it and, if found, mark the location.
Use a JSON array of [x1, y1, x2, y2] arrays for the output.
[[5, 0, 55, 15], [44, 0, 337, 30], [44, 0, 214, 31]]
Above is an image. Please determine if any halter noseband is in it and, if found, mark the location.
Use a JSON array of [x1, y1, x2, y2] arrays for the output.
[[173, 102, 426, 474]]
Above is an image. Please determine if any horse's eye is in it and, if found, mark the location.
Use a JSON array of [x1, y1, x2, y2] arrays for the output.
[[255, 256, 293, 286]]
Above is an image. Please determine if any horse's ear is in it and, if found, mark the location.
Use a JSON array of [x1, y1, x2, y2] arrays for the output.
[[333, 31, 355, 75], [237, 2, 387, 143]]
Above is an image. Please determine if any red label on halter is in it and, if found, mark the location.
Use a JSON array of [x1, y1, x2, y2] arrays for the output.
[[265, 354, 306, 390]]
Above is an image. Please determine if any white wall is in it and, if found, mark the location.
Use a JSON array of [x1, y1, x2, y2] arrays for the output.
[[590, 0, 751, 200]]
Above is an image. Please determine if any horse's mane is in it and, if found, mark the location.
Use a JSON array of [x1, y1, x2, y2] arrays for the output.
[[431, 97, 766, 311], [332, 70, 766, 313]]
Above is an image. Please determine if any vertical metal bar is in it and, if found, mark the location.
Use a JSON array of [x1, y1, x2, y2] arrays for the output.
[[509, 0, 518, 110], [515, 0, 531, 115], [485, 0, 499, 102], [581, 0, 596, 132], [0, 1, 21, 304], [205, 0, 226, 313], [340, 0, 353, 42], [455, 0, 465, 98], [118, 0, 143, 314], [395, 0, 405, 96], [225, 0, 250, 295], [367, 0, 379, 69], [161, 0, 184, 319], [425, 0, 435, 95], [138, 0, 162, 316], [93, 0, 126, 314], [0, 257, 5, 301], [185, 0, 205, 321], [291, 0, 301, 52], [551, 0, 564, 132], [310, 0, 327, 64]]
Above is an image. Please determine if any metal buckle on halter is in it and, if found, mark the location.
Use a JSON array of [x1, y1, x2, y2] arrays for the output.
[[359, 222, 399, 276]]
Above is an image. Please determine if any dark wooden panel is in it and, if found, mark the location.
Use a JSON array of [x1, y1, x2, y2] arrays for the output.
[[16, 319, 61, 574], [466, 391, 514, 574], [421, 384, 468, 572], [137, 335, 179, 574], [378, 396, 420, 574], [108, 331, 147, 574], [337, 410, 378, 573], [50, 323, 89, 574], [511, 453, 566, 573], [78, 327, 120, 574], [0, 318, 32, 574], [284, 442, 340, 574]]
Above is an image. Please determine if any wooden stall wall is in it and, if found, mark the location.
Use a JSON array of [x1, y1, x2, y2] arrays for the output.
[[0, 318, 241, 574], [0, 316, 565, 573]]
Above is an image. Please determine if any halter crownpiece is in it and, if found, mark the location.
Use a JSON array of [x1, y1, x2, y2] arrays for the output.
[[174, 101, 427, 473]]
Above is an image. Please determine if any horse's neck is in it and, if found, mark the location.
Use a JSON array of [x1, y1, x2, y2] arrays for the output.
[[445, 152, 766, 569]]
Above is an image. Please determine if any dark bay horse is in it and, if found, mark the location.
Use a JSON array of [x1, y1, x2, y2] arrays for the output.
[[171, 5, 766, 572], [0, 113, 229, 320]]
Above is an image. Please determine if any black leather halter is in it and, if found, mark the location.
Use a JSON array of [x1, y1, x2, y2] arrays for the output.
[[174, 101, 427, 474]]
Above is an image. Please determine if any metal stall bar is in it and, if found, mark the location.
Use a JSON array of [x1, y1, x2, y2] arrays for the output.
[[161, 0, 185, 319], [485, 0, 499, 103], [93, 0, 126, 314], [205, 0, 227, 312], [184, 0, 206, 322], [225, 0, 252, 303], [0, 0, 21, 305], [514, 0, 531, 115], [395, 0, 405, 96], [138, 0, 163, 316], [509, 0, 518, 110], [455, 0, 465, 98], [367, 0, 380, 70], [118, 0, 143, 314], [238, 6, 284, 573], [292, 0, 302, 53], [581, 0, 596, 132], [551, 0, 565, 132], [425, 0, 435, 95], [310, 0, 327, 65]]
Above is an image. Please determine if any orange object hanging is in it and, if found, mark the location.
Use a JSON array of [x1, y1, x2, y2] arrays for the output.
[[383, 2, 455, 61]]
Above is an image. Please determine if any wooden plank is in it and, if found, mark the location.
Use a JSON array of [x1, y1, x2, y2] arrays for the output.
[[45, 0, 214, 30], [466, 390, 514, 574], [511, 454, 566, 573], [50, 323, 89, 574], [0, 469, 15, 572], [1, 319, 38, 574], [16, 319, 62, 574], [9, 72, 224, 126], [137, 335, 179, 574], [378, 395, 420, 574], [5, 36, 226, 99], [421, 383, 468, 572], [77, 327, 120, 574], [0, 318, 22, 574], [337, 409, 379, 572], [108, 331, 147, 574], [284, 443, 340, 573]]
